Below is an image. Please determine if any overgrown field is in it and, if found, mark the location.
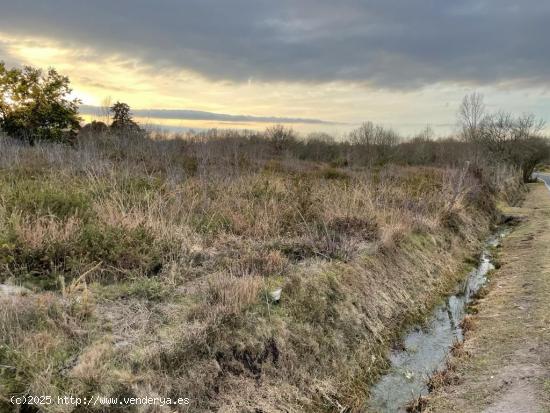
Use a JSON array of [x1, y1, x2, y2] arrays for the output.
[[0, 134, 523, 412]]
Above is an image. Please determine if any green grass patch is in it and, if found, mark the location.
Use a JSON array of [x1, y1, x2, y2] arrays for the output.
[[4, 221, 167, 288], [93, 278, 170, 301], [2, 177, 92, 221]]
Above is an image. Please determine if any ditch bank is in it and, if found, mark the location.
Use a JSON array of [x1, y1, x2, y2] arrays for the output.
[[425, 183, 550, 412], [368, 228, 510, 412], [203, 187, 524, 411]]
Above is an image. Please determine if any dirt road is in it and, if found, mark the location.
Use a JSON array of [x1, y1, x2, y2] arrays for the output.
[[427, 183, 550, 413]]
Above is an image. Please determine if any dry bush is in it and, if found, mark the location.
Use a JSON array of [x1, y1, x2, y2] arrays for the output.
[[68, 341, 113, 384], [0, 293, 91, 411]]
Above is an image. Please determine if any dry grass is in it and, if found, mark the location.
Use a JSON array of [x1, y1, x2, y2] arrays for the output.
[[406, 395, 430, 412], [12, 215, 81, 249], [0, 134, 523, 412], [427, 362, 460, 392], [460, 315, 477, 334], [450, 339, 468, 358]]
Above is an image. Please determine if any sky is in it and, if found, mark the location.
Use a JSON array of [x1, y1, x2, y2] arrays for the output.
[[0, 0, 549, 136]]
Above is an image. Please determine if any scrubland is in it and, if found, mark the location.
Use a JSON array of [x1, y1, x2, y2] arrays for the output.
[[0, 130, 524, 412]]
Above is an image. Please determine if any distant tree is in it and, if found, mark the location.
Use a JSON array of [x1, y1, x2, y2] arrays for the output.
[[458, 92, 486, 142], [417, 124, 435, 141], [0, 62, 81, 144], [110, 102, 132, 127], [100, 96, 112, 124], [349, 122, 399, 147], [307, 132, 335, 144], [349, 121, 399, 165], [265, 124, 296, 153], [109, 101, 142, 135], [349, 122, 376, 146], [478, 112, 549, 181]]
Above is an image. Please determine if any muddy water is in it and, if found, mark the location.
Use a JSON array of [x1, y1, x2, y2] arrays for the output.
[[368, 232, 507, 412]]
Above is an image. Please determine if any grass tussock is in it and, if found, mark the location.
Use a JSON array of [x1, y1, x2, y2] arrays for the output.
[[406, 395, 430, 412], [0, 133, 523, 411], [460, 315, 477, 334], [427, 361, 460, 392]]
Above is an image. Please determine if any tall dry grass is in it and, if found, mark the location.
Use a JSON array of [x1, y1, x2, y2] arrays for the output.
[[0, 132, 523, 412]]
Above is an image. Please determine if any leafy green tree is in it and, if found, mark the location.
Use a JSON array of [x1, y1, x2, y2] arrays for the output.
[[110, 102, 131, 127], [0, 62, 81, 144], [110, 101, 142, 134]]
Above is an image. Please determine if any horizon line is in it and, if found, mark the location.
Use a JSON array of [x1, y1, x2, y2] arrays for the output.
[[80, 105, 343, 126]]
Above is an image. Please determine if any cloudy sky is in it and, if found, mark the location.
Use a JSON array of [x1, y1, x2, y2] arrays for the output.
[[1, 0, 549, 135]]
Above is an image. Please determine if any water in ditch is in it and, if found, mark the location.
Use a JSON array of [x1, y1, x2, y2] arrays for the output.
[[368, 231, 507, 412]]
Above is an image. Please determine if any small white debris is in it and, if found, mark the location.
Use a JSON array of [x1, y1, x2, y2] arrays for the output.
[[269, 287, 282, 302]]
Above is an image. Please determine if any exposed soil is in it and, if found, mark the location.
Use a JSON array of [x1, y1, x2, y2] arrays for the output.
[[427, 183, 550, 413]]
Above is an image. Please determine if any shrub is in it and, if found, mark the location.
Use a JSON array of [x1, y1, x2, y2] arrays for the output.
[[127, 278, 169, 301], [320, 167, 350, 181], [330, 157, 349, 168], [6, 182, 91, 221], [3, 220, 166, 288], [78, 223, 164, 276]]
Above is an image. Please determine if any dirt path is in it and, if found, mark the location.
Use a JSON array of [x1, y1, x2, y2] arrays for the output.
[[427, 183, 550, 413]]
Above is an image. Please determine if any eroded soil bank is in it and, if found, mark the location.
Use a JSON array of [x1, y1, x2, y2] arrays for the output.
[[427, 183, 550, 413]]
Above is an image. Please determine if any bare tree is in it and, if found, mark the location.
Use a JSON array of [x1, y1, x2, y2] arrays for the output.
[[512, 113, 545, 140], [100, 96, 112, 125], [350, 122, 375, 146], [265, 124, 296, 153], [479, 112, 545, 148], [348, 121, 400, 165], [458, 92, 486, 142], [417, 124, 435, 141], [477, 111, 549, 181]]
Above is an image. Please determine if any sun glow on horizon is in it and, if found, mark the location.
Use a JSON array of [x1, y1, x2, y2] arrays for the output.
[[2, 31, 549, 136]]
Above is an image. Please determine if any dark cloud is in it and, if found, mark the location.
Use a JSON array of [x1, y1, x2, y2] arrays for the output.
[[0, 0, 549, 88], [80, 105, 338, 125]]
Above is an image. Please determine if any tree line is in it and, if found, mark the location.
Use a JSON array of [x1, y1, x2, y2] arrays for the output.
[[1, 62, 549, 181]]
